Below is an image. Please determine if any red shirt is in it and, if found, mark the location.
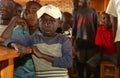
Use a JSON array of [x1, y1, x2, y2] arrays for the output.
[[95, 25, 116, 55]]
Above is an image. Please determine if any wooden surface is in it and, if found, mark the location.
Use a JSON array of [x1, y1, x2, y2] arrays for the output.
[[0, 45, 19, 61], [100, 61, 119, 78], [0, 45, 32, 78], [0, 45, 32, 61], [0, 46, 19, 78]]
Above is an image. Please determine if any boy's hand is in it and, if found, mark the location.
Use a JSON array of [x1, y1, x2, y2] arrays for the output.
[[32, 46, 43, 58], [11, 43, 29, 57], [12, 16, 27, 30], [32, 46, 54, 63]]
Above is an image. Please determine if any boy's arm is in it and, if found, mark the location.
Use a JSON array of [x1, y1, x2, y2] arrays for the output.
[[32, 46, 54, 63], [32, 37, 72, 68], [0, 16, 17, 43], [0, 16, 27, 42], [7, 42, 32, 56], [1, 16, 19, 39], [53, 38, 72, 68]]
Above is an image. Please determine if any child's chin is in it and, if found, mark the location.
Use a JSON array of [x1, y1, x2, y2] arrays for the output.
[[44, 33, 52, 36]]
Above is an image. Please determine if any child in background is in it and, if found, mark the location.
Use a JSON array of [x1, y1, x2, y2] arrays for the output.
[[61, 12, 73, 39], [72, 0, 99, 78], [15, 2, 22, 16], [61, 12, 78, 78], [61, 12, 76, 56], [4, 4, 72, 78], [0, 0, 18, 25], [87, 11, 117, 78]]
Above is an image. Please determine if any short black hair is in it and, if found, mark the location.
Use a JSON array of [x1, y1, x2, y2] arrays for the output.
[[62, 12, 73, 27], [26, 1, 42, 8]]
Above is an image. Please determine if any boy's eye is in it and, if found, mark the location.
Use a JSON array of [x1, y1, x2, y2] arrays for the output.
[[31, 8, 37, 13], [40, 19, 56, 24], [49, 19, 55, 22]]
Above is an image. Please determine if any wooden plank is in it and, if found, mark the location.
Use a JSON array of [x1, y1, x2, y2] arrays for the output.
[[1, 59, 14, 78], [0, 46, 32, 78], [0, 46, 32, 61], [0, 46, 19, 61]]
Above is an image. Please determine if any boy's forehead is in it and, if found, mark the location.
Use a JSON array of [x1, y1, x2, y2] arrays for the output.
[[27, 3, 39, 8]]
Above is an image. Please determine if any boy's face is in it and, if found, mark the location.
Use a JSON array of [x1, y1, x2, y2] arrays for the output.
[[78, 0, 90, 7], [61, 15, 71, 31], [72, 0, 79, 9], [0, 0, 16, 24], [39, 14, 59, 36], [23, 4, 40, 26], [101, 13, 112, 29]]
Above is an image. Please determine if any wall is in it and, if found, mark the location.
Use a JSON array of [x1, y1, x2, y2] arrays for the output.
[[14, 0, 73, 13], [91, 0, 109, 16], [14, 0, 109, 14]]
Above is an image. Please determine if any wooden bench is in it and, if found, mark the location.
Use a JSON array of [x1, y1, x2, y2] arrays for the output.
[[100, 61, 119, 78]]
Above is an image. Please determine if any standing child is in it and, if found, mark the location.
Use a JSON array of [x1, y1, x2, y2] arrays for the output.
[[87, 11, 117, 78], [4, 4, 72, 78], [72, 0, 99, 78]]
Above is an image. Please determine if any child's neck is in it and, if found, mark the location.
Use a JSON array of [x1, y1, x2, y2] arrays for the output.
[[29, 25, 38, 35], [43, 33, 57, 37]]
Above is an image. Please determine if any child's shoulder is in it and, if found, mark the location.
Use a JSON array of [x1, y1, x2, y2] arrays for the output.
[[97, 25, 106, 31], [57, 33, 68, 38], [57, 34, 69, 41]]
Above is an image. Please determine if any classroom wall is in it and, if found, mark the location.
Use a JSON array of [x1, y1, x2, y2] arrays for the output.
[[14, 0, 73, 13], [14, 0, 109, 14]]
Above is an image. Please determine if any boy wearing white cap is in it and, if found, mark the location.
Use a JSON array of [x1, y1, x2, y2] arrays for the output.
[[4, 4, 72, 78]]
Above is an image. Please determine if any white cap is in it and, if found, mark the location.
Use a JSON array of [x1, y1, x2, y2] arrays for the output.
[[37, 4, 62, 19]]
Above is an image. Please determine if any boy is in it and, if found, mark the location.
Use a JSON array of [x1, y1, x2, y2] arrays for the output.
[[61, 12, 73, 39], [87, 12, 117, 78], [0, 0, 17, 25], [4, 4, 72, 78], [72, 0, 98, 78], [0, 1, 42, 78]]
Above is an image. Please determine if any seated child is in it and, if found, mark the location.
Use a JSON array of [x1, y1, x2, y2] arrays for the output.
[[87, 11, 117, 78], [4, 4, 72, 78]]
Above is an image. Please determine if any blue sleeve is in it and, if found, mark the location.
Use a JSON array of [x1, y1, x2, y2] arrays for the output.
[[11, 25, 29, 39], [4, 35, 35, 47], [53, 36, 73, 68]]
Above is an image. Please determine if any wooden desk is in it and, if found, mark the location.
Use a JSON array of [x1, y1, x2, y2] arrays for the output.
[[0, 46, 19, 78]]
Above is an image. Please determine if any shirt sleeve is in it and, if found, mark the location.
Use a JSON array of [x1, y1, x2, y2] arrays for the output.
[[11, 25, 28, 39], [4, 35, 34, 47], [53, 36, 73, 68], [106, 0, 117, 17]]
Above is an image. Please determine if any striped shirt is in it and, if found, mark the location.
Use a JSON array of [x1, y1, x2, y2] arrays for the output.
[[4, 34, 73, 78]]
